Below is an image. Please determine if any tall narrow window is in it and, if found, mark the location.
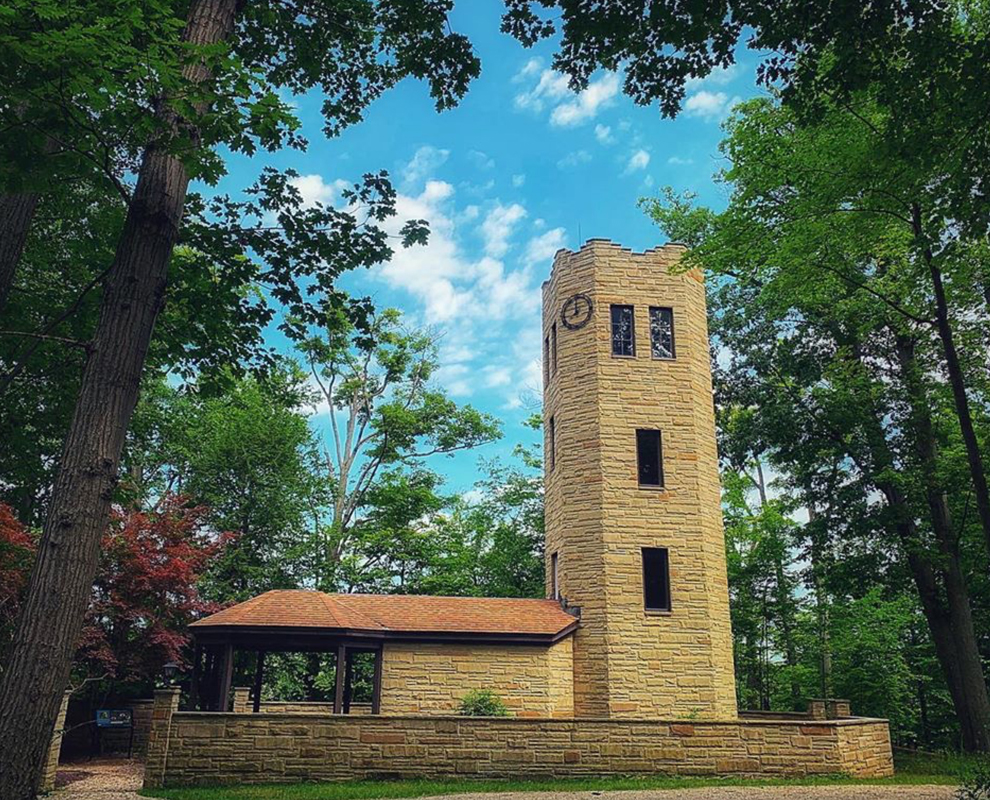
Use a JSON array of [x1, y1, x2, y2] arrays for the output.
[[610, 304, 635, 356], [636, 429, 663, 486], [642, 547, 671, 612], [544, 334, 551, 383], [548, 415, 556, 472], [649, 307, 675, 359], [551, 552, 559, 599], [551, 322, 558, 375]]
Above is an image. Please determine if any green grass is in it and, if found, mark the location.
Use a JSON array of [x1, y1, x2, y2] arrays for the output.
[[142, 750, 967, 800]]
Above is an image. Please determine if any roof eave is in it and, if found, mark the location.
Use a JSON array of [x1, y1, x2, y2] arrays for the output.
[[188, 619, 579, 648]]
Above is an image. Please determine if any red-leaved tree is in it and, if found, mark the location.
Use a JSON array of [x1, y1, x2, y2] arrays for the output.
[[0, 497, 233, 685], [0, 506, 35, 654]]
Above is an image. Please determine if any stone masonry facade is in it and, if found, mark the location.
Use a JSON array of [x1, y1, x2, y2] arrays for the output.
[[144, 698, 893, 788], [125, 240, 898, 790], [379, 640, 574, 718], [543, 241, 737, 719]]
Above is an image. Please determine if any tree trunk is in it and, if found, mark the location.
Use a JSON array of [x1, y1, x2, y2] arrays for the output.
[[0, 1, 238, 796], [806, 502, 832, 699], [833, 328, 990, 751], [911, 202, 990, 558], [0, 191, 40, 313], [892, 330, 990, 751]]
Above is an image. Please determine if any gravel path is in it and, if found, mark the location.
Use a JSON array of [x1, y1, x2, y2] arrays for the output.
[[49, 758, 143, 800]]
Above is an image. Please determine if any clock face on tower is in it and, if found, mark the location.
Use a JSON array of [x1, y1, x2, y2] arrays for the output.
[[560, 293, 594, 330]]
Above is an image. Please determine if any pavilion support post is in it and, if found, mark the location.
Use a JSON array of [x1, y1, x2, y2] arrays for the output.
[[217, 643, 234, 712], [189, 643, 201, 711], [371, 646, 383, 715], [252, 651, 265, 713], [333, 643, 346, 715], [343, 650, 354, 714]]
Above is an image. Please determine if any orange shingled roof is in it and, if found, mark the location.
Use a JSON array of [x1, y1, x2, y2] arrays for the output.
[[190, 590, 578, 641]]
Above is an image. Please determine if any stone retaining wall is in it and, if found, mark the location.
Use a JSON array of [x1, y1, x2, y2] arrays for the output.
[[143, 690, 893, 788]]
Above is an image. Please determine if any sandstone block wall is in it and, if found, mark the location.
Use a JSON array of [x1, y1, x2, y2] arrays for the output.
[[543, 241, 736, 719], [380, 639, 574, 718], [39, 690, 70, 793], [147, 711, 894, 788]]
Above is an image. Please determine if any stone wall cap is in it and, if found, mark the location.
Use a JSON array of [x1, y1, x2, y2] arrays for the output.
[[170, 711, 889, 727]]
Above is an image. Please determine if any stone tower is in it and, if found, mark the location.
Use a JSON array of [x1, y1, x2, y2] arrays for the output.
[[542, 239, 737, 720]]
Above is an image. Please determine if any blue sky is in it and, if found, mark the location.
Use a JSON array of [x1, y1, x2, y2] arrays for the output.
[[220, 2, 760, 493]]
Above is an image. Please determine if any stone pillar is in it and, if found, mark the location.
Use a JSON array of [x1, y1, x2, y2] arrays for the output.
[[232, 686, 251, 713], [828, 699, 852, 718], [808, 698, 852, 719], [38, 690, 71, 793], [143, 687, 180, 790]]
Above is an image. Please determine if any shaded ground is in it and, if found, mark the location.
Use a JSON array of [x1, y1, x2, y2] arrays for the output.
[[49, 759, 959, 800], [145, 786, 958, 800], [50, 758, 143, 800], [429, 788, 956, 800]]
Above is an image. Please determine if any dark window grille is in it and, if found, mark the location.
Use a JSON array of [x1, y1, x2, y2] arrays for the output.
[[548, 415, 556, 472], [649, 307, 675, 359], [551, 322, 558, 375], [610, 305, 635, 356], [544, 335, 551, 383], [636, 429, 663, 486], [642, 547, 671, 612], [551, 552, 559, 599]]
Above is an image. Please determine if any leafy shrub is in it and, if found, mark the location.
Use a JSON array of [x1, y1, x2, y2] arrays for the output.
[[958, 758, 990, 800], [459, 689, 509, 717]]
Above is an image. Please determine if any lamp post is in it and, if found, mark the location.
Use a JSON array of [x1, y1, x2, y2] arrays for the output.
[[163, 662, 179, 687]]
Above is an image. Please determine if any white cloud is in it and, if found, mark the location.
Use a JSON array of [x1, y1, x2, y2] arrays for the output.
[[514, 59, 619, 128], [468, 149, 495, 170], [594, 124, 614, 144], [667, 156, 694, 166], [481, 202, 527, 258], [524, 227, 567, 267], [511, 173, 526, 188], [368, 151, 543, 336], [290, 174, 348, 207], [483, 366, 513, 388], [402, 145, 449, 189], [341, 146, 563, 405], [624, 149, 651, 174], [557, 150, 591, 169], [550, 73, 620, 127], [514, 63, 571, 112], [514, 57, 543, 82], [685, 63, 741, 90], [684, 90, 741, 122], [434, 363, 473, 397]]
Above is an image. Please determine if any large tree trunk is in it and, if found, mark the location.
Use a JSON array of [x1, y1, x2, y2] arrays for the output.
[[911, 203, 990, 558], [900, 528, 990, 752], [832, 328, 990, 750], [892, 330, 990, 751], [0, 191, 40, 313], [0, 1, 237, 796]]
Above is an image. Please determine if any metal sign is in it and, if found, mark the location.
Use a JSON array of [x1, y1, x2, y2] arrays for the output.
[[95, 709, 133, 728]]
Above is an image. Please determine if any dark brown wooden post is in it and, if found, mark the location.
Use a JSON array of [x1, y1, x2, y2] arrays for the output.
[[252, 651, 265, 713], [189, 642, 201, 711], [371, 646, 383, 715], [333, 643, 346, 715], [343, 650, 354, 714], [217, 643, 234, 712]]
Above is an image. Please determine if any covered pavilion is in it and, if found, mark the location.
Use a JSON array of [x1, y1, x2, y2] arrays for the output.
[[188, 589, 580, 716]]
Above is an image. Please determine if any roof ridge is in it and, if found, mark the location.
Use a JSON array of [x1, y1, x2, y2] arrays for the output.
[[324, 592, 388, 630]]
